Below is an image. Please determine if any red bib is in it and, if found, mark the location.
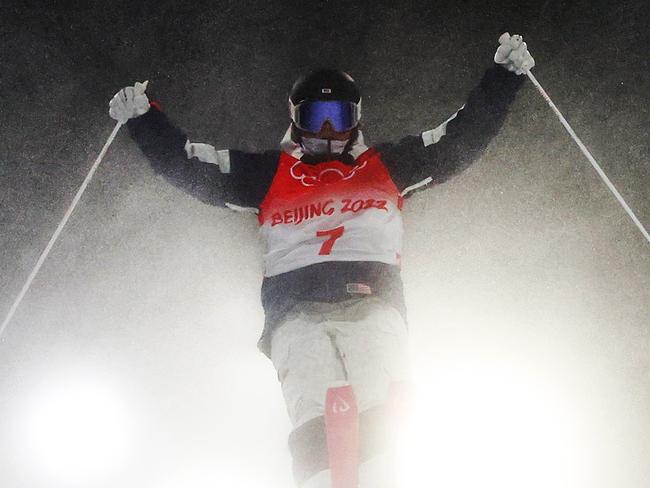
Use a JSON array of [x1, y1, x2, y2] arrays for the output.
[[258, 149, 404, 277]]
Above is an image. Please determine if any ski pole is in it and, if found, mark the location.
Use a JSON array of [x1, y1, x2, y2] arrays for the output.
[[0, 120, 124, 340], [526, 70, 650, 245]]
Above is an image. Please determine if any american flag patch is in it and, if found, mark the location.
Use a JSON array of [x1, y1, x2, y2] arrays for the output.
[[346, 283, 372, 295]]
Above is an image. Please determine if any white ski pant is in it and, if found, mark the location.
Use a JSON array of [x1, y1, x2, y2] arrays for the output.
[[271, 297, 410, 487]]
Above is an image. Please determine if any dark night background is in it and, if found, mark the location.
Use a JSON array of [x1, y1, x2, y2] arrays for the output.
[[0, 1, 648, 487]]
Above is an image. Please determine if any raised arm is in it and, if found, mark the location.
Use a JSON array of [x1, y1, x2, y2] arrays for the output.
[[377, 33, 534, 195], [109, 82, 278, 209]]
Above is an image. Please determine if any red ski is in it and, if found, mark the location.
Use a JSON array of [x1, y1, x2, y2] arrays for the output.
[[325, 384, 359, 488]]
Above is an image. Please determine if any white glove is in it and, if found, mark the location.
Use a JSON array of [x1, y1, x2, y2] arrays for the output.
[[494, 33, 535, 75], [109, 81, 150, 122]]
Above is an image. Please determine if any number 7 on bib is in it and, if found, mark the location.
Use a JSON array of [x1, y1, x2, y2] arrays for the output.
[[317, 226, 345, 255]]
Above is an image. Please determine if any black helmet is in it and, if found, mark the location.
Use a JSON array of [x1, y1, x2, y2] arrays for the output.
[[289, 69, 361, 105], [289, 69, 362, 135]]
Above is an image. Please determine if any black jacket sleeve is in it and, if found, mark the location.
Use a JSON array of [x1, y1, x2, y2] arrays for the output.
[[126, 107, 278, 209], [376, 65, 525, 193]]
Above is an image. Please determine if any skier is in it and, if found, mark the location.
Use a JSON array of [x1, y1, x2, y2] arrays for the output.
[[109, 33, 534, 488]]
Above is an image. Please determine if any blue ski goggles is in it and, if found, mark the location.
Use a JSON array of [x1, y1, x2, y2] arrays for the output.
[[291, 100, 360, 133]]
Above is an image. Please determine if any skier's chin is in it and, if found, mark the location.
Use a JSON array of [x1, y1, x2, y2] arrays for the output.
[[300, 136, 349, 159]]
